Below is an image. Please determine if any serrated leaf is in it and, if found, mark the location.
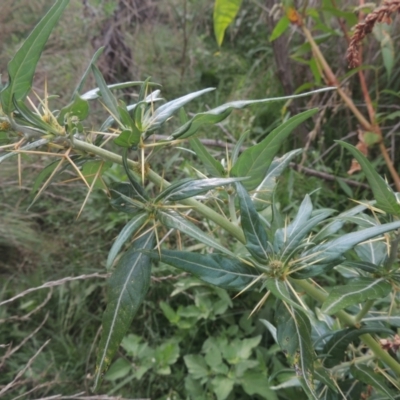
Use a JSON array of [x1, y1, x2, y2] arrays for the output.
[[158, 210, 236, 257], [252, 149, 302, 211], [232, 109, 318, 190], [148, 250, 259, 290], [241, 370, 278, 399], [211, 375, 235, 400], [269, 16, 290, 42], [106, 212, 148, 271], [184, 355, 209, 380], [350, 364, 395, 399], [321, 278, 391, 315], [156, 177, 243, 203], [302, 220, 400, 266], [190, 137, 225, 177], [1, 0, 69, 114], [276, 303, 317, 399], [338, 141, 400, 216], [322, 327, 393, 368], [213, 0, 242, 47], [236, 182, 269, 262], [147, 88, 215, 131], [93, 231, 154, 390]]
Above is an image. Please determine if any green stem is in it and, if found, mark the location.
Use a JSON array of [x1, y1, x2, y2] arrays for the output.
[[229, 193, 238, 225], [72, 138, 246, 243], [292, 278, 400, 376], [354, 299, 375, 324]]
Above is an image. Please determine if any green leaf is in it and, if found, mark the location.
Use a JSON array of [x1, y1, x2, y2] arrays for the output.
[[156, 177, 243, 202], [235, 182, 270, 262], [1, 0, 69, 114], [91, 65, 120, 120], [57, 94, 89, 125], [106, 212, 148, 271], [350, 364, 395, 399], [81, 160, 110, 189], [184, 354, 209, 380], [232, 109, 318, 190], [276, 303, 317, 399], [109, 182, 147, 214], [158, 210, 236, 257], [252, 149, 302, 211], [321, 278, 391, 315], [241, 370, 278, 399], [211, 375, 235, 400], [170, 89, 332, 140], [190, 137, 225, 177], [269, 16, 290, 42], [148, 250, 259, 290], [338, 141, 400, 216], [266, 279, 304, 312], [213, 0, 242, 47], [147, 88, 215, 131], [93, 231, 154, 391], [104, 358, 132, 381], [322, 327, 393, 368], [302, 219, 400, 266]]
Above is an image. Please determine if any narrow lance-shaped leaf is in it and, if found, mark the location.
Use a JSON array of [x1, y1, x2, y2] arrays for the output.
[[252, 149, 302, 211], [213, 0, 242, 47], [156, 177, 245, 202], [302, 219, 400, 266], [170, 89, 333, 140], [235, 182, 269, 262], [158, 210, 236, 257], [1, 0, 69, 114], [338, 141, 400, 216], [321, 278, 391, 315], [106, 213, 148, 271], [232, 109, 318, 190], [93, 231, 155, 391], [350, 364, 395, 399], [0, 138, 49, 164], [190, 137, 225, 177], [266, 278, 305, 312], [147, 250, 259, 290], [276, 302, 317, 399], [146, 87, 215, 131], [122, 148, 149, 202]]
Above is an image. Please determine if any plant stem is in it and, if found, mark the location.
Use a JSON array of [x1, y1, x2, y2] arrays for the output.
[[292, 278, 400, 376], [72, 138, 246, 243], [229, 193, 238, 225], [354, 299, 375, 324]]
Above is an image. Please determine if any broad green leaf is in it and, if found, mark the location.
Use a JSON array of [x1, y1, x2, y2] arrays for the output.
[[236, 182, 269, 262], [241, 370, 278, 399], [190, 137, 225, 177], [109, 182, 147, 214], [338, 141, 400, 216], [57, 94, 89, 125], [81, 160, 110, 189], [156, 177, 244, 203], [269, 16, 290, 42], [170, 88, 333, 140], [91, 65, 120, 120], [350, 364, 395, 399], [276, 303, 317, 399], [158, 210, 236, 257], [321, 278, 391, 315], [184, 355, 209, 380], [302, 220, 400, 266], [266, 279, 304, 312], [148, 250, 259, 290], [0, 138, 49, 165], [213, 0, 242, 47], [252, 149, 302, 211], [146, 88, 215, 131], [211, 375, 235, 400], [93, 232, 154, 390], [104, 358, 131, 381], [232, 109, 318, 190], [355, 240, 388, 266], [1, 0, 69, 114], [106, 212, 148, 271], [322, 327, 393, 368], [114, 129, 142, 148]]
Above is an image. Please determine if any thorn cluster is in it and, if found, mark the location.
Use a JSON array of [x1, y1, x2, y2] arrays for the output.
[[347, 0, 400, 67]]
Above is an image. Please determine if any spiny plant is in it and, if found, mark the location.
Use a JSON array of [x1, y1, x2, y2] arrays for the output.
[[1, 1, 400, 399]]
